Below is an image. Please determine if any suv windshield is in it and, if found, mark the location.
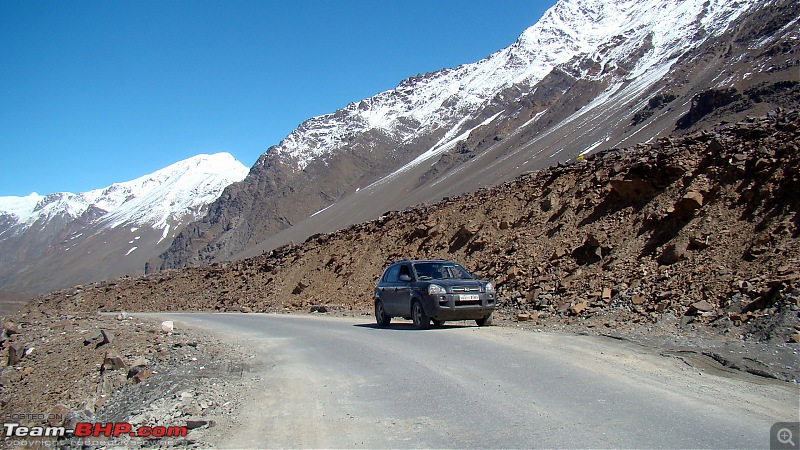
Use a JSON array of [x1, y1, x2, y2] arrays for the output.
[[412, 262, 473, 280]]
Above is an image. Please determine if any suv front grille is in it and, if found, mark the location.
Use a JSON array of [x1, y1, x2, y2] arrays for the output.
[[451, 286, 480, 293]]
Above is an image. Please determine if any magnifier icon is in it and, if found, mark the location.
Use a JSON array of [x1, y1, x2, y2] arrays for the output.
[[778, 428, 795, 446]]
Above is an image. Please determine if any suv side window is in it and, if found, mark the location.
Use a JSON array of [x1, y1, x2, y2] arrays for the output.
[[384, 265, 401, 282], [398, 264, 412, 281]]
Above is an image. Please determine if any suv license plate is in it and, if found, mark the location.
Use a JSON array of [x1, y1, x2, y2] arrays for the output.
[[459, 294, 480, 301]]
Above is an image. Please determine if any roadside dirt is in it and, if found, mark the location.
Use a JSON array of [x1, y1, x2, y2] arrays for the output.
[[0, 312, 255, 449]]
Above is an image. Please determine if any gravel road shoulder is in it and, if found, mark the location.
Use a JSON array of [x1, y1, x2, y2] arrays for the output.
[[0, 312, 255, 449]]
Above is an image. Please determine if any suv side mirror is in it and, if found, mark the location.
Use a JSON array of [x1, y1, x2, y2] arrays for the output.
[[399, 274, 412, 282]]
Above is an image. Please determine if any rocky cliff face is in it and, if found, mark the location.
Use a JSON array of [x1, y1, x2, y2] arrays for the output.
[[159, 0, 799, 270]]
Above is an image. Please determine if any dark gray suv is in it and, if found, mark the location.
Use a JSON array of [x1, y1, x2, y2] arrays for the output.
[[373, 259, 496, 329]]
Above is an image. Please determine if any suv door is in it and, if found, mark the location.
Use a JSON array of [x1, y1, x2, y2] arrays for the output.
[[393, 264, 414, 316], [377, 264, 401, 316]]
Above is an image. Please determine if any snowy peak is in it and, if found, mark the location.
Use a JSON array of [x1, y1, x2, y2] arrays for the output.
[[562, 0, 755, 79], [0, 152, 248, 232], [97, 152, 249, 229], [0, 152, 249, 294], [0, 192, 43, 223], [270, 0, 757, 172]]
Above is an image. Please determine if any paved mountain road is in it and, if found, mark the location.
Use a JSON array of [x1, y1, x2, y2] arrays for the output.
[[159, 313, 798, 448]]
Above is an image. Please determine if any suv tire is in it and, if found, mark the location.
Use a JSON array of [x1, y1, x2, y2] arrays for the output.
[[476, 312, 493, 327], [375, 300, 391, 327], [412, 300, 431, 330]]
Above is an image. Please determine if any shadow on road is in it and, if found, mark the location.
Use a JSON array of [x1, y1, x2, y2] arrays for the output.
[[353, 322, 473, 331]]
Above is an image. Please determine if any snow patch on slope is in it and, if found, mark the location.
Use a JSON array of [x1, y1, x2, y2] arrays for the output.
[[365, 111, 504, 190]]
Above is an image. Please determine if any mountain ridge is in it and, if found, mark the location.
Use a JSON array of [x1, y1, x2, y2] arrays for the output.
[[0, 152, 248, 295], [0, 152, 247, 232], [159, 0, 796, 270]]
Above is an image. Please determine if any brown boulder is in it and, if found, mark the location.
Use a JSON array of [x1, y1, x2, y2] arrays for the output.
[[427, 224, 442, 237], [570, 301, 588, 315], [128, 367, 152, 384], [658, 242, 689, 265], [292, 281, 309, 295], [550, 248, 567, 260], [506, 266, 520, 280], [525, 289, 540, 304], [102, 351, 127, 371], [48, 405, 71, 427], [0, 366, 19, 385], [456, 222, 480, 238], [83, 329, 112, 348], [3, 322, 20, 336], [672, 191, 704, 218], [186, 419, 216, 430], [609, 178, 653, 199], [686, 300, 714, 315], [689, 236, 710, 250], [7, 343, 25, 366]]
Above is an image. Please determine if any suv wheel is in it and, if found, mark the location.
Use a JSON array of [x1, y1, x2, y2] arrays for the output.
[[375, 300, 391, 327], [476, 312, 493, 327], [412, 301, 431, 330]]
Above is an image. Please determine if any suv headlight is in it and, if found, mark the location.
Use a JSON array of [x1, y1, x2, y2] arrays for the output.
[[428, 284, 447, 295], [484, 282, 495, 293]]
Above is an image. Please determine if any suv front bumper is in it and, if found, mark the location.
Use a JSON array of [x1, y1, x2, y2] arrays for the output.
[[422, 293, 496, 321]]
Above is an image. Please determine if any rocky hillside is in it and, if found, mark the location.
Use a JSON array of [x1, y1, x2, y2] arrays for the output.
[[24, 110, 800, 355], [158, 0, 799, 270]]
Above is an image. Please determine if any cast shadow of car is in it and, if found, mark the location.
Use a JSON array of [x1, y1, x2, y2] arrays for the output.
[[354, 322, 475, 331]]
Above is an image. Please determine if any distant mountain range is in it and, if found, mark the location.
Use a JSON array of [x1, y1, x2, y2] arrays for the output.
[[2, 0, 798, 298], [0, 153, 247, 295], [157, 0, 799, 269]]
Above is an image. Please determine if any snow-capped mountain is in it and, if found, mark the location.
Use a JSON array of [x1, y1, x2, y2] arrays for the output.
[[0, 153, 248, 294], [270, 0, 753, 170], [160, 0, 798, 270], [1, 152, 247, 233]]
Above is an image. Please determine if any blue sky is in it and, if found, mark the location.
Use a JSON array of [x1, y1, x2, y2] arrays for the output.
[[1, 0, 555, 197]]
